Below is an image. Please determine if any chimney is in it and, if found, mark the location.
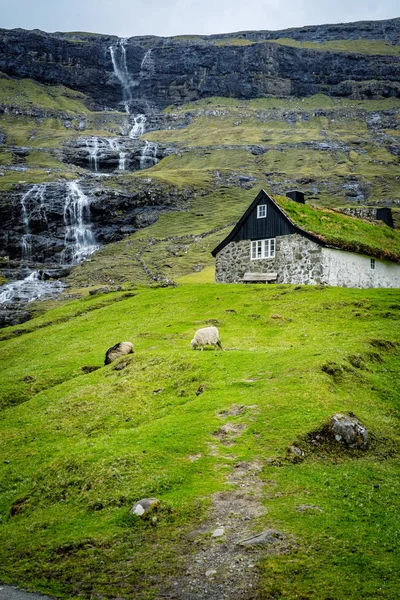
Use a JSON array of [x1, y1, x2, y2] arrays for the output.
[[286, 190, 305, 204]]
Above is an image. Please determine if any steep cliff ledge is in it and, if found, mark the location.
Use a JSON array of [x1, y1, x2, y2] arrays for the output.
[[1, 18, 400, 111]]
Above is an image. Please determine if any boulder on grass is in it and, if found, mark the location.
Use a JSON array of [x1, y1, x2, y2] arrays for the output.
[[331, 413, 368, 449]]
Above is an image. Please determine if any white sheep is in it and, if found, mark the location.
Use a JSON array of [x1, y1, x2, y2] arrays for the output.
[[104, 341, 134, 365], [190, 326, 222, 351]]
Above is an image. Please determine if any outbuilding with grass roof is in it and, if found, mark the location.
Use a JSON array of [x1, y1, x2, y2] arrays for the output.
[[211, 189, 400, 288]]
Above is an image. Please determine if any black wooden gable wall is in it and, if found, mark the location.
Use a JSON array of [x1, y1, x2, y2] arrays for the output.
[[211, 189, 322, 257], [232, 196, 296, 242]]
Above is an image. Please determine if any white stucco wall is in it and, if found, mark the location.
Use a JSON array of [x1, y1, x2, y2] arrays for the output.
[[321, 247, 400, 288]]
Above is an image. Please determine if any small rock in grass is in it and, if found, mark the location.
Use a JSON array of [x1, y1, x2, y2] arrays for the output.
[[286, 445, 305, 462], [130, 498, 160, 518], [296, 504, 322, 512], [241, 529, 285, 546], [212, 527, 225, 538], [89, 286, 110, 295], [205, 569, 217, 578]]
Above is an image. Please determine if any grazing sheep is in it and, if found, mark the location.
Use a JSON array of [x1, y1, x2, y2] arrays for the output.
[[104, 341, 134, 365], [190, 326, 222, 351]]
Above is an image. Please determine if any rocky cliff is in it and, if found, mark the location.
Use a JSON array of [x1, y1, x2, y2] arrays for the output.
[[1, 18, 400, 112]]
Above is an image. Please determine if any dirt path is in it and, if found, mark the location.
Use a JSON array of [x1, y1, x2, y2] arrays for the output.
[[159, 405, 291, 599]]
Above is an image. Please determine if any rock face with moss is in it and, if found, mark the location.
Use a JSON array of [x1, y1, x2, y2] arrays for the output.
[[0, 181, 188, 267], [1, 18, 400, 111]]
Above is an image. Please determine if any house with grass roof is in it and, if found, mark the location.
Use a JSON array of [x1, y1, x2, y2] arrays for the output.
[[211, 189, 400, 288]]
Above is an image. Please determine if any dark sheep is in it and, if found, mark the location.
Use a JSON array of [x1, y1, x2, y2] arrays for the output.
[[104, 341, 134, 365]]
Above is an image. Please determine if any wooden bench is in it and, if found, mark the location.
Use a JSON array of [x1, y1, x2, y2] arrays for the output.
[[239, 272, 278, 283]]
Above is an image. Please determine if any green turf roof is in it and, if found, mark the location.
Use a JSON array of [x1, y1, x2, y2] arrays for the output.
[[273, 194, 400, 264]]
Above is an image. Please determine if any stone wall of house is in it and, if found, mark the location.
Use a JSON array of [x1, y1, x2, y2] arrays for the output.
[[215, 234, 324, 284], [215, 234, 400, 287]]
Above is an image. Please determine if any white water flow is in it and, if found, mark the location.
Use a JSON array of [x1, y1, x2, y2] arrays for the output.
[[129, 114, 147, 138], [141, 49, 152, 70], [61, 181, 99, 265], [107, 138, 127, 171], [0, 271, 65, 305], [140, 141, 159, 169], [109, 38, 132, 110], [20, 184, 49, 260], [119, 151, 127, 171], [86, 137, 99, 171], [0, 182, 99, 306]]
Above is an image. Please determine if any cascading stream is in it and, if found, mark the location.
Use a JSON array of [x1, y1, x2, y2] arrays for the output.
[[118, 151, 127, 171], [61, 181, 99, 265], [86, 137, 99, 172], [109, 38, 133, 112], [141, 49, 152, 71], [20, 184, 49, 261], [129, 114, 147, 138], [0, 271, 65, 306], [140, 140, 159, 169], [0, 181, 98, 305], [2, 41, 159, 311], [107, 138, 127, 171]]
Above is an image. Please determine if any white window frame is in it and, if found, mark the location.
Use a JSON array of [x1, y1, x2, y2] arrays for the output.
[[257, 204, 267, 219], [250, 238, 275, 260], [370, 258, 375, 270]]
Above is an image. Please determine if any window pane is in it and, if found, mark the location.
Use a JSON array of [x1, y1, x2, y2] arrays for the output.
[[251, 238, 276, 259], [257, 204, 266, 218]]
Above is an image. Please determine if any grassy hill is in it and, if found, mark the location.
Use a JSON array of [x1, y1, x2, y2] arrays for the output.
[[0, 283, 399, 599]]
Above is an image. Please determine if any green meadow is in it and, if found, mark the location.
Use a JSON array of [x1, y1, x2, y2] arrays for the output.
[[0, 283, 399, 599]]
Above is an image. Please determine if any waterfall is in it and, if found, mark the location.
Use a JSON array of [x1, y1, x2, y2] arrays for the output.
[[1, 181, 98, 307], [20, 184, 49, 261], [119, 152, 127, 171], [129, 114, 147, 138], [141, 49, 153, 71], [20, 187, 32, 261], [107, 138, 118, 151], [17, 181, 97, 266], [109, 38, 132, 110], [0, 271, 64, 306], [107, 138, 127, 171], [21, 234, 32, 261], [86, 137, 99, 171], [140, 141, 159, 169], [61, 181, 98, 265]]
